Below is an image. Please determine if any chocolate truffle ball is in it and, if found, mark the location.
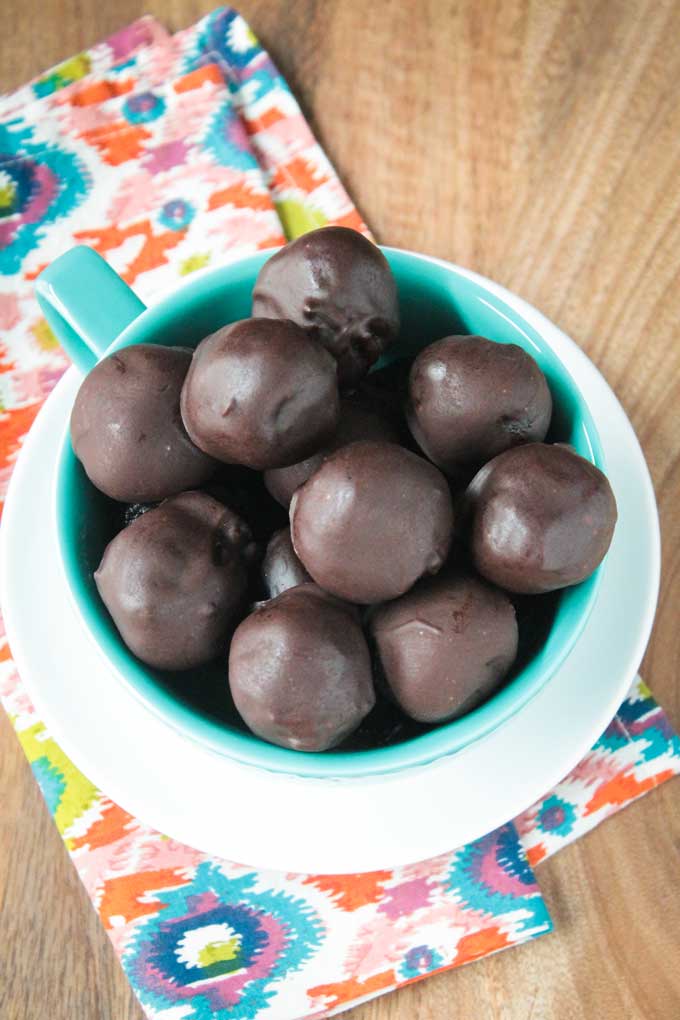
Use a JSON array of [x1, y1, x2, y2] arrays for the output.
[[290, 440, 454, 604], [264, 393, 401, 508], [262, 528, 312, 599], [229, 584, 375, 751], [370, 571, 518, 723], [252, 226, 400, 389], [95, 491, 253, 670], [465, 443, 617, 594], [71, 344, 217, 503], [181, 318, 340, 470], [407, 336, 552, 474]]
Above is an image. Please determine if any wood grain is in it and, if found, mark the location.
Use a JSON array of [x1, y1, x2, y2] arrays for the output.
[[2, 1, 679, 1017]]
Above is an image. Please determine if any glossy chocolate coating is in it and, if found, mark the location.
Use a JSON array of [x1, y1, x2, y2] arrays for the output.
[[370, 571, 518, 723], [252, 226, 400, 389], [229, 584, 375, 751], [71, 344, 217, 503], [95, 492, 252, 670], [465, 443, 617, 593], [290, 440, 454, 604], [264, 393, 401, 508], [181, 318, 340, 470], [407, 336, 552, 474], [262, 528, 312, 598]]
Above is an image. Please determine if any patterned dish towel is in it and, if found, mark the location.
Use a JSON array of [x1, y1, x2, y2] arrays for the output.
[[1, 9, 678, 1019]]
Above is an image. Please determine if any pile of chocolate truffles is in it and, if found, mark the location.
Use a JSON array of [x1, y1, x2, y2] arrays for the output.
[[72, 226, 618, 754]]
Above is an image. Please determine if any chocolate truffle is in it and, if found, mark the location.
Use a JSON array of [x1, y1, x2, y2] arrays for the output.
[[264, 393, 401, 508], [290, 440, 454, 603], [407, 336, 552, 474], [71, 344, 217, 503], [181, 318, 340, 470], [252, 226, 400, 388], [262, 528, 312, 599], [95, 491, 253, 670], [370, 571, 518, 723], [465, 443, 617, 593], [229, 584, 375, 751]]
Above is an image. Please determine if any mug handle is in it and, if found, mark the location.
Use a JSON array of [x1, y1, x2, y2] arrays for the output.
[[36, 246, 147, 374]]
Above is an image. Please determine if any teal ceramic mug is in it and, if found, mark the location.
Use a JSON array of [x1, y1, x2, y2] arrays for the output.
[[39, 244, 605, 779]]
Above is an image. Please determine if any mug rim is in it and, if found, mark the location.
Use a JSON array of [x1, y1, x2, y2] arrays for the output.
[[54, 247, 606, 779]]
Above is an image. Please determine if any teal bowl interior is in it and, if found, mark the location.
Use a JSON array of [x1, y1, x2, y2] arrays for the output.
[[56, 248, 605, 779]]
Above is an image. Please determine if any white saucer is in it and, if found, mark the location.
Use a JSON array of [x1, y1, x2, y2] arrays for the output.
[[0, 269, 659, 874]]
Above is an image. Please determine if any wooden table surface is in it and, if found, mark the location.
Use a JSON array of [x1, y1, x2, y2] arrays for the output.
[[2, 1, 679, 1017]]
